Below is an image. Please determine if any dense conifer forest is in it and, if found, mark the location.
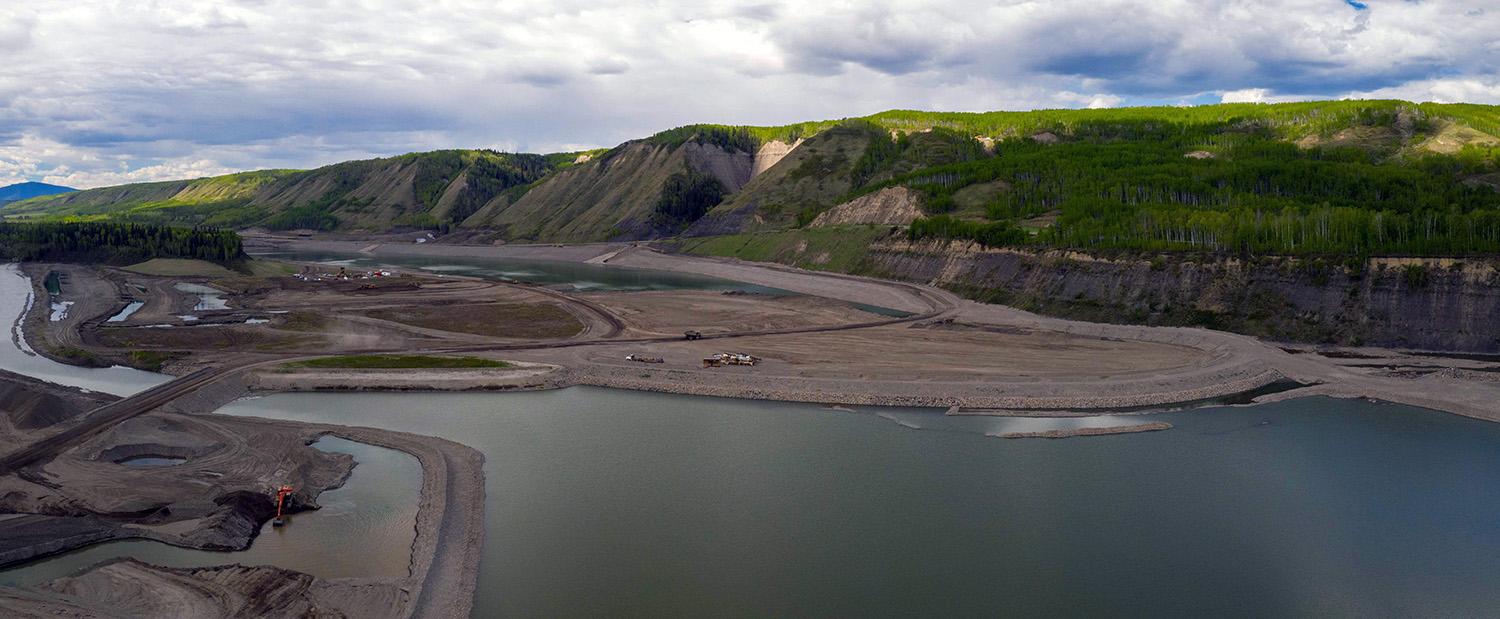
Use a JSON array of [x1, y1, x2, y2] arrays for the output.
[[0, 222, 244, 265]]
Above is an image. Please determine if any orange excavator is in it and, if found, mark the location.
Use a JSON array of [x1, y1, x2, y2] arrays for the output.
[[272, 485, 295, 527]]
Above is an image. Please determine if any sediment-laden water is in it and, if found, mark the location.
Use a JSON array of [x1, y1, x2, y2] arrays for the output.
[[210, 388, 1500, 617], [0, 437, 419, 587]]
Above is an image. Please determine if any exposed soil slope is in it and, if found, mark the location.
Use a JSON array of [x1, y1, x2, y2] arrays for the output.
[[463, 140, 753, 241]]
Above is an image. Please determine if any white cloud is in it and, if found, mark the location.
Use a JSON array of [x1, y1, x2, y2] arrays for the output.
[[1344, 78, 1500, 104], [1218, 88, 1319, 104], [0, 1, 1498, 188], [1221, 88, 1271, 104]]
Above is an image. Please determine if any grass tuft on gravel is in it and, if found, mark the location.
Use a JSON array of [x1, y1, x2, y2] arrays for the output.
[[284, 355, 513, 369]]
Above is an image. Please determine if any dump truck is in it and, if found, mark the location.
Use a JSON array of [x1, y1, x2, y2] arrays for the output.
[[684, 330, 702, 340]]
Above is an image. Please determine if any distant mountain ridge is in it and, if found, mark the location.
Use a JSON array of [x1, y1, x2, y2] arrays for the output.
[[5, 100, 1500, 255], [0, 182, 74, 205]]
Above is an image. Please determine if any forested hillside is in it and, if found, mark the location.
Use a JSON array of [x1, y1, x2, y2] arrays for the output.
[[6, 100, 1500, 256]]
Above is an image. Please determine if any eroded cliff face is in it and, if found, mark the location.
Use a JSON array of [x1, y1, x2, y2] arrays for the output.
[[810, 187, 923, 227], [866, 239, 1500, 352]]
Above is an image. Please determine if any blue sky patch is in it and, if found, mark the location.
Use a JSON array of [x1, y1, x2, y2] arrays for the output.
[[1345, 0, 1369, 10]]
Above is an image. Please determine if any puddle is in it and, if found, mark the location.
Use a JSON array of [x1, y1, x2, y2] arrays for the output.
[[116, 456, 187, 468], [173, 283, 228, 311], [106, 301, 144, 323]]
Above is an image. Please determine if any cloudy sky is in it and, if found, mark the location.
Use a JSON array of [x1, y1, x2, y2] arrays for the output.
[[2, 0, 1498, 188]]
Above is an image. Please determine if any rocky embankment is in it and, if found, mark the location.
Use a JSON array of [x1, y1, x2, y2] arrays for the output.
[[866, 239, 1500, 352]]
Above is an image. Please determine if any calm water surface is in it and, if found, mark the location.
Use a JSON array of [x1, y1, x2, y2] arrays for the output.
[[0, 265, 165, 395], [203, 388, 1500, 618], [0, 437, 419, 587]]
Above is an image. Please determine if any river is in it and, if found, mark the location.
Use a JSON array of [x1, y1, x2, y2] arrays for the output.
[[4, 263, 1500, 616], [221, 389, 1500, 617], [0, 265, 165, 396]]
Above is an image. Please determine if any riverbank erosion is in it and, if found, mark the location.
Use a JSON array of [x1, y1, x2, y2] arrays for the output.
[[0, 370, 485, 619], [860, 238, 1500, 353]]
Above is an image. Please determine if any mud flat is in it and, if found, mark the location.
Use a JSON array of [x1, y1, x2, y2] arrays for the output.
[[578, 289, 887, 336], [995, 421, 1174, 439], [250, 361, 565, 392]]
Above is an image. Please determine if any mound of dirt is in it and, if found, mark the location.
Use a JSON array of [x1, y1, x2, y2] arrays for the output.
[[0, 370, 113, 431], [810, 187, 924, 227]]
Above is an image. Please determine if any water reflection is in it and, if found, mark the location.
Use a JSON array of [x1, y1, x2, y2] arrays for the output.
[[0, 437, 419, 587], [0, 265, 165, 395]]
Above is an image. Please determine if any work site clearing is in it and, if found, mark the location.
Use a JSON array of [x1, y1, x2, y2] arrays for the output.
[[5, 237, 1500, 618]]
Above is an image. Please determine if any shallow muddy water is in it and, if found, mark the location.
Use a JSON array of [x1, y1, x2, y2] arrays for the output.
[[173, 282, 229, 311], [0, 436, 419, 587]]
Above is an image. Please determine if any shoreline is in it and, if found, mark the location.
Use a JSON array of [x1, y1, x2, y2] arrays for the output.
[[157, 374, 487, 619], [995, 421, 1174, 439]]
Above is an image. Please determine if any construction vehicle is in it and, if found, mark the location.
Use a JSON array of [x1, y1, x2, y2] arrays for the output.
[[684, 330, 702, 340], [702, 352, 759, 368], [272, 485, 295, 527], [625, 354, 664, 364]]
